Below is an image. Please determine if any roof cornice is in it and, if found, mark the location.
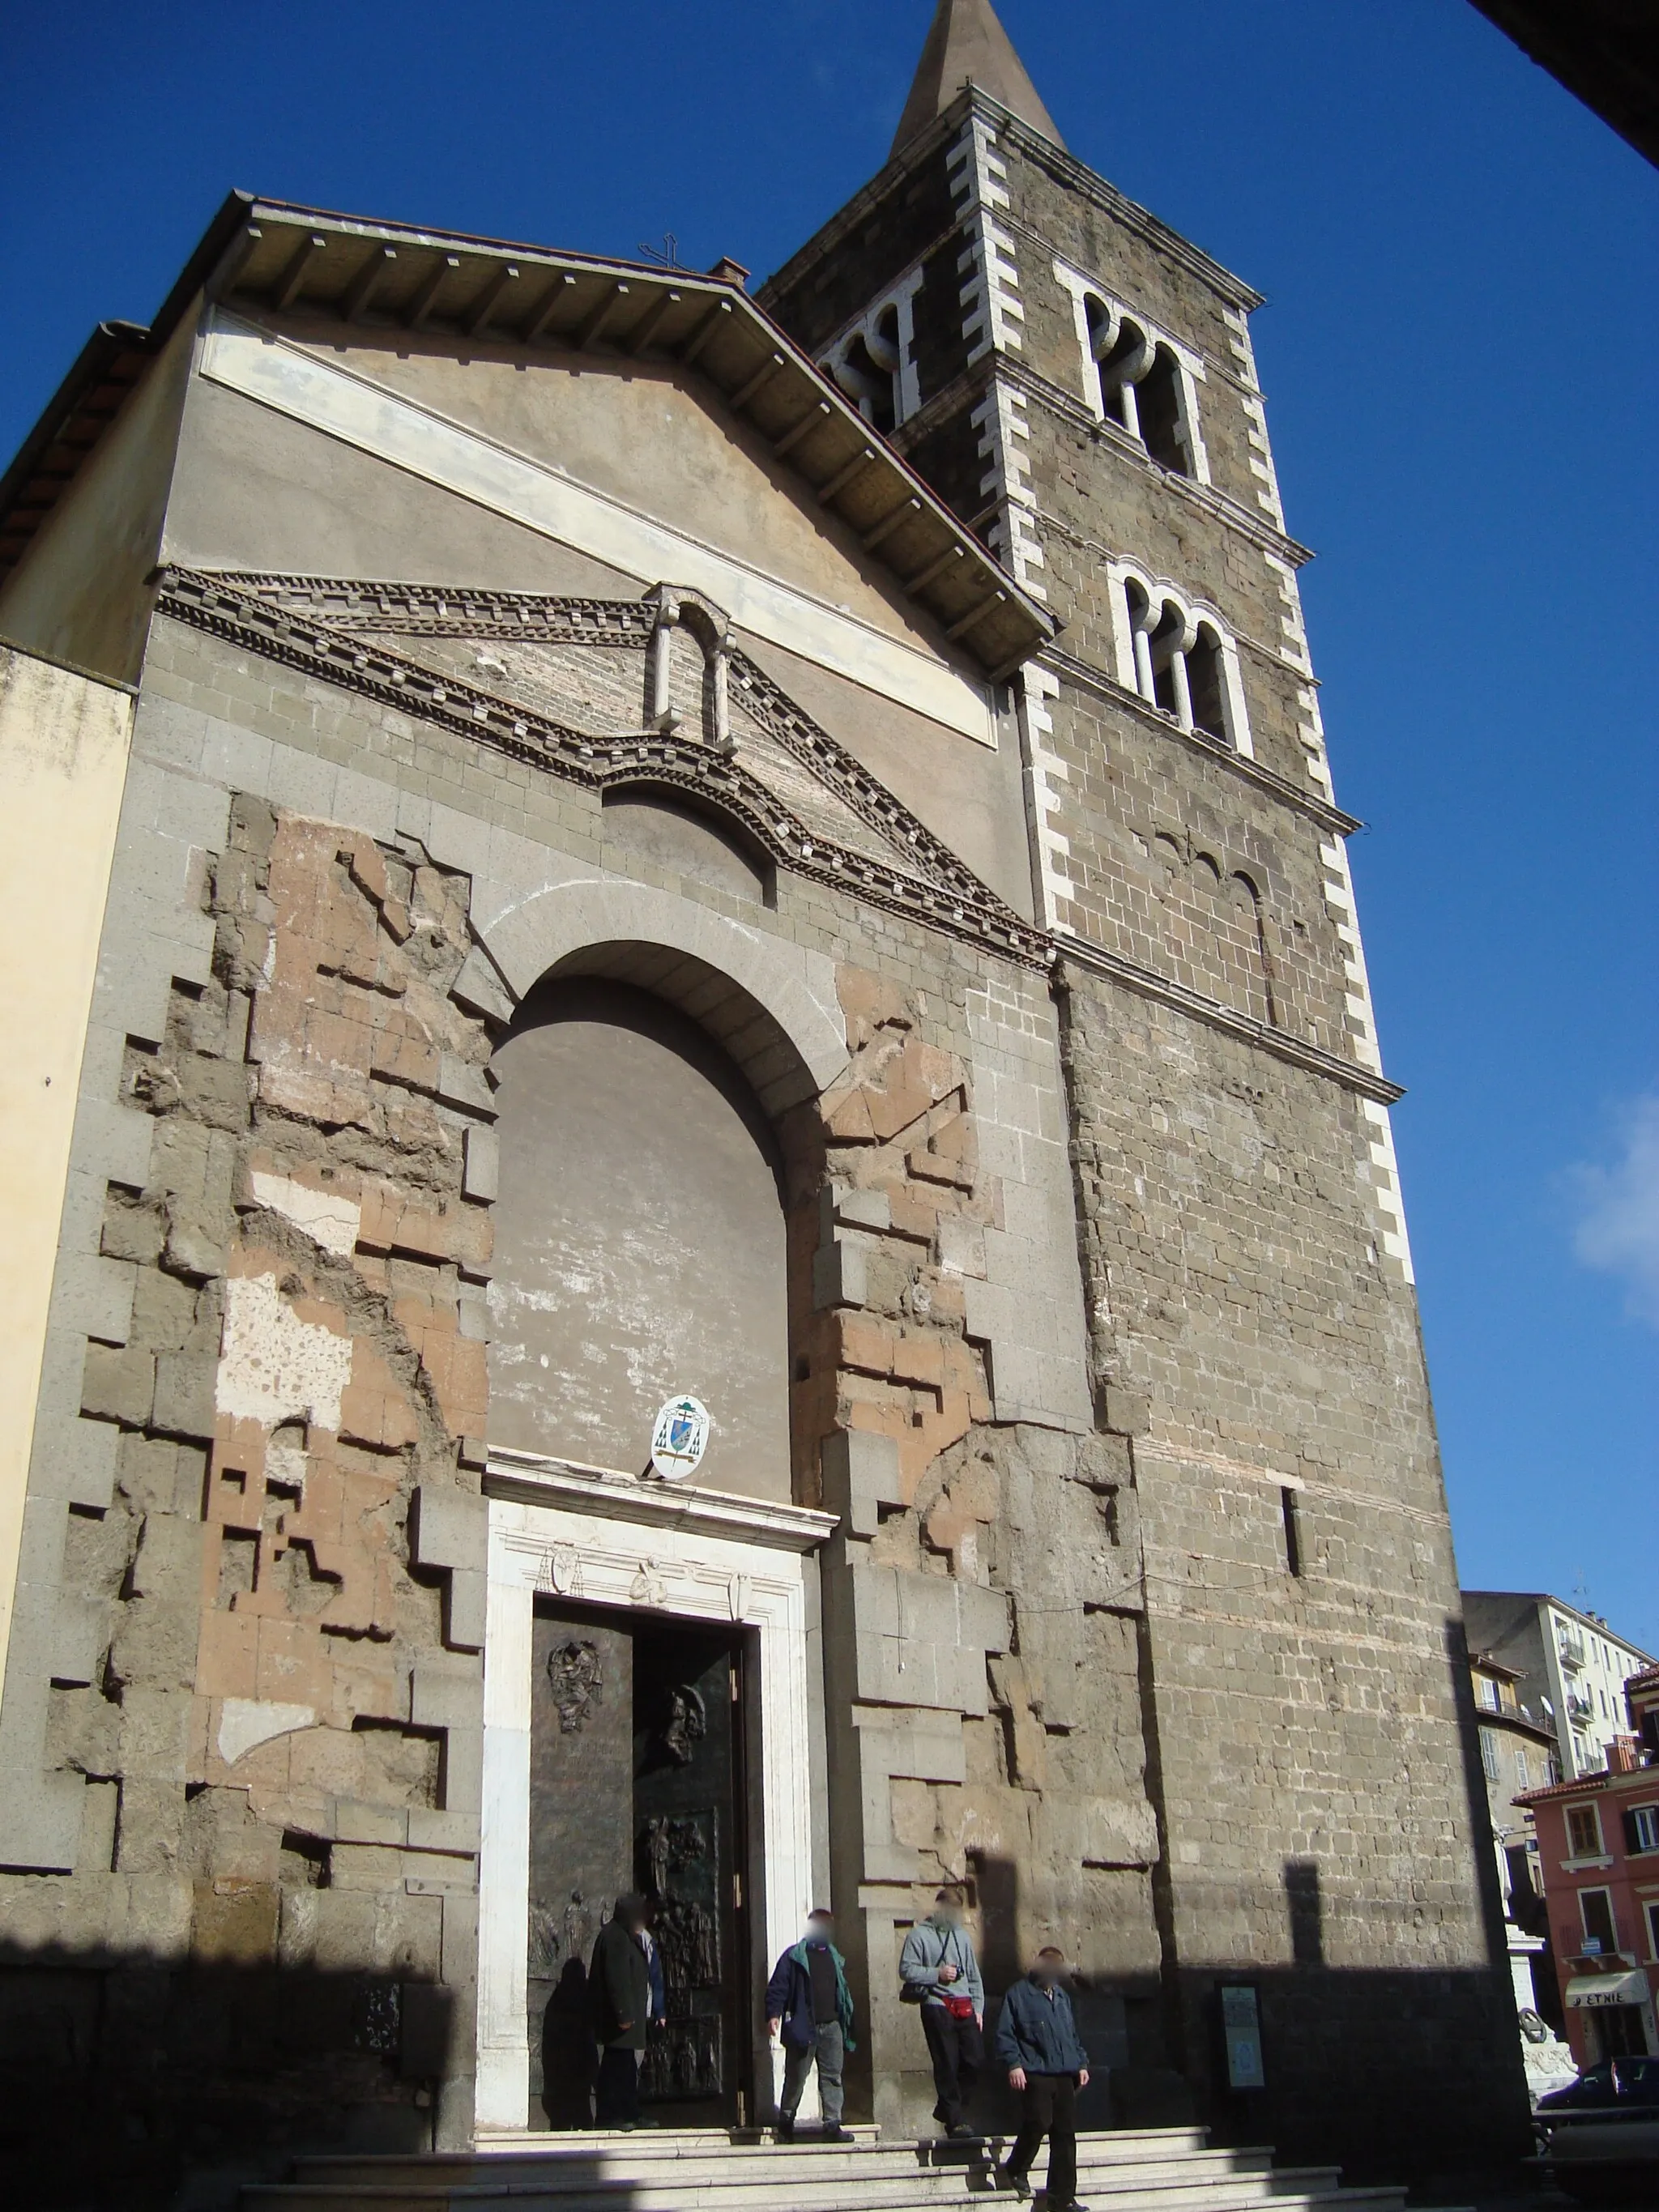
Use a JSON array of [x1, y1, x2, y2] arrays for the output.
[[0, 195, 1052, 680]]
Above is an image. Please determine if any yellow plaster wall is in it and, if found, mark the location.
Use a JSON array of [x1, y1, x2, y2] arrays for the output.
[[0, 646, 132, 1684]]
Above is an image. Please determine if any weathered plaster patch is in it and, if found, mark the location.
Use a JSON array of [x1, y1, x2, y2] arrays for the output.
[[217, 1697, 317, 1766], [217, 1271, 353, 1431], [249, 1170, 362, 1259]]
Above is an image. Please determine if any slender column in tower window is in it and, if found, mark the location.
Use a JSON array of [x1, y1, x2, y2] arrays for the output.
[[1087, 296, 1153, 440], [1124, 578, 1158, 701]]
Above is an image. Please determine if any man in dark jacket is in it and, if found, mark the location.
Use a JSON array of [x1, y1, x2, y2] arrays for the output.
[[765, 1907, 855, 2142], [590, 1895, 652, 2128], [992, 1946, 1090, 2210]]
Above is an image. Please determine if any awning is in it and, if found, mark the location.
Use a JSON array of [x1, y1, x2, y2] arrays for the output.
[[1565, 1971, 1651, 2009]]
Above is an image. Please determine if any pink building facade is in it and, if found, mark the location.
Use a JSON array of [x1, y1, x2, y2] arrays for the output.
[[1519, 1666, 1659, 2067]]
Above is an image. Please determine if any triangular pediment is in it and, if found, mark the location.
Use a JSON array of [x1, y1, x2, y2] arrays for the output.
[[156, 567, 1048, 970]]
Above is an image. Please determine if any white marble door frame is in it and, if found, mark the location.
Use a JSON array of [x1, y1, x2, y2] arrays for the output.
[[476, 1451, 835, 2130]]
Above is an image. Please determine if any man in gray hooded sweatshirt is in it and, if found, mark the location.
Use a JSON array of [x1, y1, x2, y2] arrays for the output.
[[898, 1887, 985, 2137]]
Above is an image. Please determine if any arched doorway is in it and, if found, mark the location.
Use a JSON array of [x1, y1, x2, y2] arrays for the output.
[[482, 960, 812, 2129]]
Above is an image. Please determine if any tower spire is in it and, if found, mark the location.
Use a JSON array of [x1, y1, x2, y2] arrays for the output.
[[889, 0, 1064, 159]]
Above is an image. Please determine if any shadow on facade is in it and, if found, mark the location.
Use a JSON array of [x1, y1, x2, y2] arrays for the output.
[[1171, 1618, 1536, 2194], [961, 1624, 1535, 2198], [0, 1940, 467, 2212]]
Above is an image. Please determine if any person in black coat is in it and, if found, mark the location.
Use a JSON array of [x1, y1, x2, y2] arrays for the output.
[[765, 1907, 856, 2142], [590, 1895, 652, 2128], [992, 1946, 1091, 2210]]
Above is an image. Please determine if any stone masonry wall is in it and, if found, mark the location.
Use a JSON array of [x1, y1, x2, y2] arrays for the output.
[[793, 960, 1166, 2136], [0, 792, 497, 2202], [1058, 962, 1526, 2172]]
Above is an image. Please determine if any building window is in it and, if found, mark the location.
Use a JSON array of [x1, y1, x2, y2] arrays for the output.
[[1108, 565, 1253, 755], [1567, 1803, 1606, 1859], [1280, 1487, 1303, 1577], [1646, 1901, 1659, 1962], [1626, 1804, 1659, 1855], [1476, 1676, 1501, 1712], [1480, 1731, 1499, 1783], [1580, 1886, 1619, 1954], [1054, 262, 1210, 484], [821, 268, 924, 437], [1515, 1748, 1531, 1792]]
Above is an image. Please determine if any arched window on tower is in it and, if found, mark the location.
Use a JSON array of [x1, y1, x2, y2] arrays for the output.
[[1186, 622, 1229, 744], [825, 311, 901, 435], [1064, 269, 1209, 484], [1112, 571, 1252, 756], [1136, 343, 1188, 475], [1091, 305, 1154, 441], [821, 271, 923, 436]]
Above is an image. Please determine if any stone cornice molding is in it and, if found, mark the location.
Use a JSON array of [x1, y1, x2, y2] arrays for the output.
[[484, 1449, 838, 1553], [151, 569, 1403, 1105], [991, 353, 1316, 570], [890, 353, 1313, 577], [152, 567, 1053, 974], [1053, 942, 1405, 1106], [1038, 644, 1362, 837]]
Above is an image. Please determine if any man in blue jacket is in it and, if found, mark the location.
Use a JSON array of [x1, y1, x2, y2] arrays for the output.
[[766, 1907, 855, 2142], [992, 1946, 1090, 2210]]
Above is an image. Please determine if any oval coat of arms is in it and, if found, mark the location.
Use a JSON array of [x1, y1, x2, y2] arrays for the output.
[[650, 1394, 711, 1482]]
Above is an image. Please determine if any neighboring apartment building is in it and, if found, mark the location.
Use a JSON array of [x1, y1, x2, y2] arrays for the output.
[[1464, 1592, 1657, 1782], [1470, 1652, 1559, 2018], [1517, 1667, 1659, 2068]]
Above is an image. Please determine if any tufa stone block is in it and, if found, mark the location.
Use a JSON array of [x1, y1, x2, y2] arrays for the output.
[[80, 1345, 156, 1429], [410, 1485, 488, 1576], [1100, 1385, 1151, 1437], [462, 1124, 499, 1202], [812, 1239, 868, 1312], [821, 1429, 905, 1538]]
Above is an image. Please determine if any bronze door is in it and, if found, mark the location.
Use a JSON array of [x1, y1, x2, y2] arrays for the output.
[[527, 1600, 749, 2129]]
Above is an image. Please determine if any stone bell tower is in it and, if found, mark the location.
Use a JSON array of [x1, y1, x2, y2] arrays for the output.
[[762, 0, 1529, 2180]]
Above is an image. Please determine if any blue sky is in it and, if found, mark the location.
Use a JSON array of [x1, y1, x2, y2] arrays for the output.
[[3, 2, 1654, 1647]]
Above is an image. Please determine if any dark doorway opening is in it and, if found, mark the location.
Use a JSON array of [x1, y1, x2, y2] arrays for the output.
[[1593, 2004, 1650, 2059], [529, 1600, 751, 2129]]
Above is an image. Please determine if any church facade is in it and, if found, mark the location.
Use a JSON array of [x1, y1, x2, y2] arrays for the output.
[[0, 3, 1527, 2199]]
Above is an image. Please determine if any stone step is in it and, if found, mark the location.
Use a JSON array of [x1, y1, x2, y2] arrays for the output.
[[472, 2125, 1211, 2159], [301, 2143, 1282, 2191], [240, 2127, 1461, 2212], [243, 2178, 1405, 2212]]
